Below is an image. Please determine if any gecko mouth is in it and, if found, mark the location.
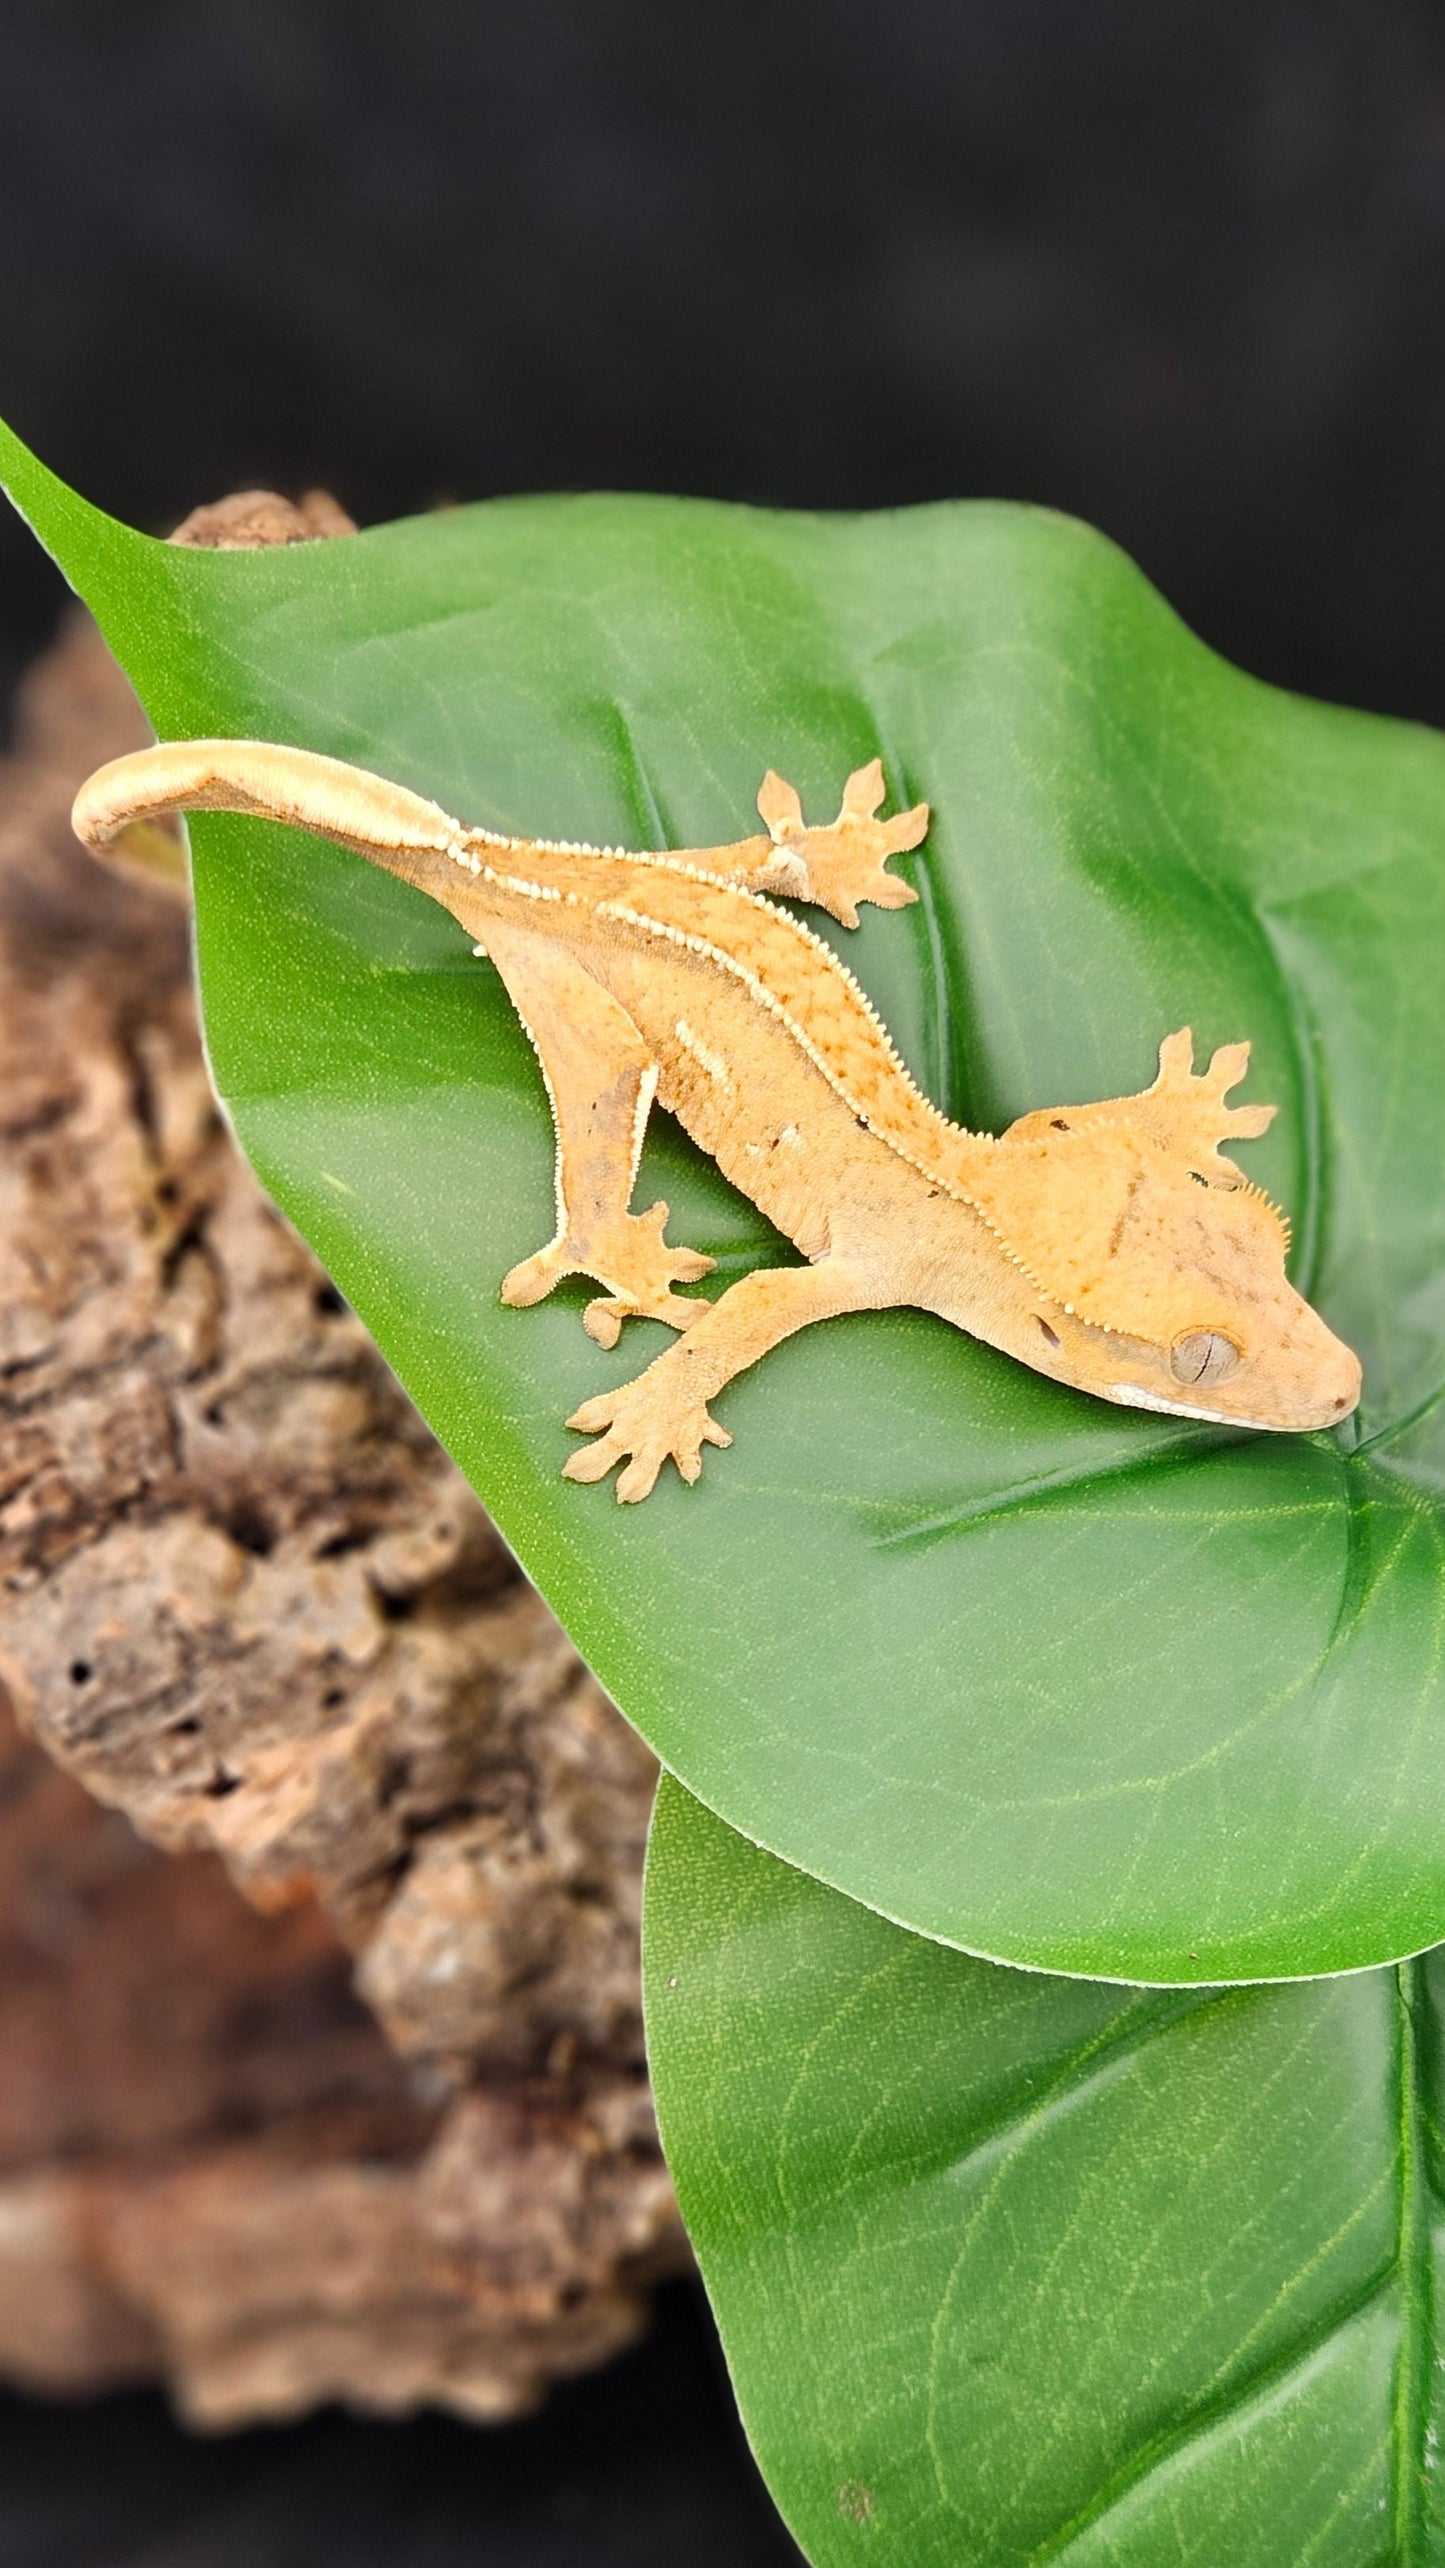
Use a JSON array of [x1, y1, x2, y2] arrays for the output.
[[1107, 1369, 1360, 1432], [1107, 1381, 1274, 1428]]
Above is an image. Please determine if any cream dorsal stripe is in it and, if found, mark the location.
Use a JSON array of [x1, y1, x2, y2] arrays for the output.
[[79, 743, 1001, 1219], [74, 740, 976, 1185], [70, 735, 1361, 1500]]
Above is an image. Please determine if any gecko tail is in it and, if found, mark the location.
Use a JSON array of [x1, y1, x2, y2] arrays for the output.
[[72, 740, 468, 879]]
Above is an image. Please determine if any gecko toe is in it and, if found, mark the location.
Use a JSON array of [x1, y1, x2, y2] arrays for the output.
[[566, 1394, 617, 1433], [582, 1299, 625, 1350], [562, 1435, 624, 1485], [616, 1451, 665, 1503], [501, 1247, 567, 1308], [583, 1285, 707, 1346]]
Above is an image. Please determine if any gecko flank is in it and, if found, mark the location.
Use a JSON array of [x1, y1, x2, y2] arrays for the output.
[[73, 742, 1362, 1500]]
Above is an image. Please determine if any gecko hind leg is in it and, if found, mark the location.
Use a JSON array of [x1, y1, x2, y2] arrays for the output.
[[753, 761, 930, 928], [564, 1257, 878, 1501], [488, 926, 714, 1348]]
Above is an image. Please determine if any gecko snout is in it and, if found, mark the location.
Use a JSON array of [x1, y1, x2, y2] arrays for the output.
[[1242, 1304, 1362, 1433]]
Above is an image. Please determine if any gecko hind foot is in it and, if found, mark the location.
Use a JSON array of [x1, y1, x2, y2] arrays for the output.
[[502, 1200, 714, 1343], [756, 761, 929, 929], [563, 1375, 732, 1503]]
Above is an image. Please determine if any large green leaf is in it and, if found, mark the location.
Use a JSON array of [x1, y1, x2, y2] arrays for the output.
[[646, 1773, 1445, 2568], [4, 416, 1443, 1982]]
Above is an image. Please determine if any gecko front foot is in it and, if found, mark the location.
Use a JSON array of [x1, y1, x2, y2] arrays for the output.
[[562, 1372, 732, 1503], [756, 759, 929, 929], [502, 1200, 715, 1345]]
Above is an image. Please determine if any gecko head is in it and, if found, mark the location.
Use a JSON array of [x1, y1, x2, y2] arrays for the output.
[[998, 1034, 1361, 1433], [1020, 1153, 1362, 1433], [1082, 1170, 1361, 1433]]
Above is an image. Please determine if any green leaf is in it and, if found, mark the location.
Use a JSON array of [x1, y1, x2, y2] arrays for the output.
[[4, 414, 1443, 1982], [645, 1774, 1444, 2568]]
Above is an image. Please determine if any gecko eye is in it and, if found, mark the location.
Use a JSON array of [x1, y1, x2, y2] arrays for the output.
[[1170, 1329, 1242, 1387]]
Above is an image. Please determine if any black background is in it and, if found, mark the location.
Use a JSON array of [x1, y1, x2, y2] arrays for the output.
[[3, 1, 1445, 728], [1, 3, 1442, 2560]]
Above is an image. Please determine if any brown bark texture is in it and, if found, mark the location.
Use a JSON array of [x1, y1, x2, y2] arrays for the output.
[[0, 493, 682, 2428]]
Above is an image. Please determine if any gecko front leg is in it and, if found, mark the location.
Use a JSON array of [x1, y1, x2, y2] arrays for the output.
[[488, 926, 714, 1348], [563, 1258, 878, 1500]]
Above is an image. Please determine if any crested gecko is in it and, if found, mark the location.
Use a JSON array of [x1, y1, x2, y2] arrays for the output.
[[73, 743, 1362, 1500]]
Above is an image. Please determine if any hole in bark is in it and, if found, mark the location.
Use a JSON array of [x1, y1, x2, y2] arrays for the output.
[[225, 1504, 275, 1557], [315, 1526, 371, 1561], [203, 1763, 243, 1799], [378, 1589, 418, 1622], [68, 1659, 93, 1685], [314, 1280, 346, 1316]]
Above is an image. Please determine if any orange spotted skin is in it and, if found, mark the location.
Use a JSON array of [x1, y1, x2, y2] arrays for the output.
[[72, 741, 1362, 1500]]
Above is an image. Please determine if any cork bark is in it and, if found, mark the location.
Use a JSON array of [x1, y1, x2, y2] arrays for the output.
[[0, 497, 682, 2427]]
